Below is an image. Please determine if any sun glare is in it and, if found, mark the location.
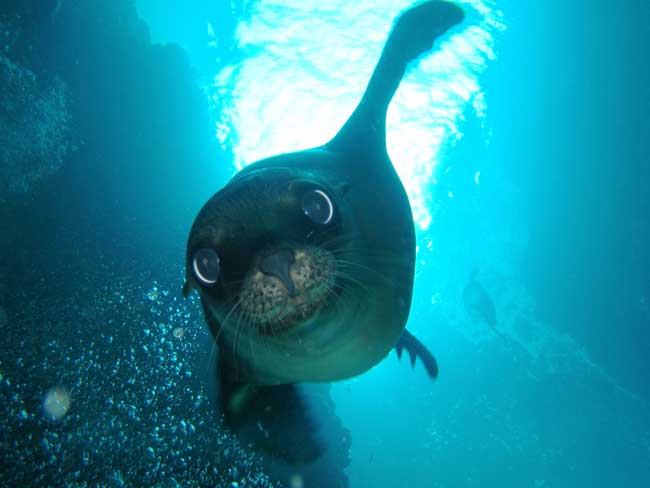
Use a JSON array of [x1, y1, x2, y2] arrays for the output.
[[213, 0, 504, 230]]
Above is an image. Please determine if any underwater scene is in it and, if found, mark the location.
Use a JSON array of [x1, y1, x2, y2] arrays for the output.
[[1, 0, 649, 487]]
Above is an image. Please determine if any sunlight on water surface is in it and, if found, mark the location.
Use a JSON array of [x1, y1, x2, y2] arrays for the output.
[[212, 0, 505, 230]]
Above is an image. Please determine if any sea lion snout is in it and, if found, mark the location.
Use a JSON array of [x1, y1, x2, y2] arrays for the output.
[[258, 249, 299, 297], [239, 246, 335, 331]]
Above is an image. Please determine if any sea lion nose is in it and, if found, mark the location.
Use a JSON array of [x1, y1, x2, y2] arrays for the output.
[[259, 249, 299, 297]]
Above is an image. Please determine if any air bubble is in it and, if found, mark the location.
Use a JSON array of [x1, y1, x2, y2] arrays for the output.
[[43, 387, 71, 421]]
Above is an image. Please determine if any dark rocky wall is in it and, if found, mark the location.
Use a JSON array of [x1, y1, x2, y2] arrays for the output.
[[0, 1, 350, 486]]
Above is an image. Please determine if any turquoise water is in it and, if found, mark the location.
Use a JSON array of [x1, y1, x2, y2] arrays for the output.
[[1, 1, 649, 486]]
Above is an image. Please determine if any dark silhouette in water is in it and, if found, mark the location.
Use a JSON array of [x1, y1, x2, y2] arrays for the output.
[[463, 271, 538, 364], [462, 270, 503, 339], [184, 0, 463, 464]]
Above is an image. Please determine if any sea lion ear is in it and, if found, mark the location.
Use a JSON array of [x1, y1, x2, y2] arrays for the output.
[[395, 329, 439, 379], [182, 281, 192, 298]]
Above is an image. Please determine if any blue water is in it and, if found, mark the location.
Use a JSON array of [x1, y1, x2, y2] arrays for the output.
[[1, 1, 648, 486]]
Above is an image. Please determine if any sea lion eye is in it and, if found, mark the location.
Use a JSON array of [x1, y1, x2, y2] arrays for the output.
[[192, 248, 220, 285], [302, 189, 334, 225]]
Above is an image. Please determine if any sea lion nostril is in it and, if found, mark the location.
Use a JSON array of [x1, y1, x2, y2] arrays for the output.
[[259, 249, 298, 297]]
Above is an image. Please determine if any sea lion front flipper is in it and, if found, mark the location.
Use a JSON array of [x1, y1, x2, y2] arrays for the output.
[[395, 329, 439, 379], [218, 358, 326, 463], [327, 1, 465, 155], [200, 299, 325, 462]]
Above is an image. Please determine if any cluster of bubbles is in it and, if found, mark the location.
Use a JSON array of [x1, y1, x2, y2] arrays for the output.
[[0, 267, 276, 487]]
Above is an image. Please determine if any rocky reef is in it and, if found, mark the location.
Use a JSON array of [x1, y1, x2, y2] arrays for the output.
[[0, 1, 350, 486]]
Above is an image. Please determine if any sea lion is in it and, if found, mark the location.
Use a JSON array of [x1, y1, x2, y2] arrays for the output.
[[463, 270, 508, 341], [184, 1, 464, 461], [463, 272, 497, 330]]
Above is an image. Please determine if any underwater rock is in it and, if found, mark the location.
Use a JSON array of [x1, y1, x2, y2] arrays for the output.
[[0, 54, 70, 200], [0, 305, 7, 328], [0, 11, 71, 202]]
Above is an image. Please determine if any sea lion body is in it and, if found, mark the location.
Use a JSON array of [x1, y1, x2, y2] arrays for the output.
[[184, 1, 464, 461], [194, 146, 414, 384]]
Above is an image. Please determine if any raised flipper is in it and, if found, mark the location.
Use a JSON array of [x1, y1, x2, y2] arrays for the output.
[[395, 329, 439, 379], [327, 1, 465, 155]]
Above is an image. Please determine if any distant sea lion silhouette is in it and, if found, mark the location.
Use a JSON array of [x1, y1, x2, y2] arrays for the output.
[[184, 1, 465, 461], [462, 270, 505, 339]]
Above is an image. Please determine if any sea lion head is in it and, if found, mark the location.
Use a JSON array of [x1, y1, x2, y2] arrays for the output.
[[184, 162, 378, 382]]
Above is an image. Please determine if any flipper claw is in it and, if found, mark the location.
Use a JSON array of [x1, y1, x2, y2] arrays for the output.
[[408, 349, 417, 368], [394, 329, 439, 379]]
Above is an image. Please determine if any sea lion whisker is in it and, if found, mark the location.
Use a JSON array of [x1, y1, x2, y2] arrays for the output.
[[257, 320, 280, 359], [324, 286, 347, 317], [231, 308, 251, 380], [241, 311, 264, 372], [206, 296, 245, 376], [318, 232, 361, 249], [331, 270, 371, 295], [328, 247, 408, 263], [247, 314, 276, 360], [215, 296, 245, 343], [333, 259, 398, 288]]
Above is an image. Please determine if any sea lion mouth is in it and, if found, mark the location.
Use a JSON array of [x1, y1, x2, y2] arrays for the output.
[[239, 246, 335, 335], [259, 299, 325, 336]]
